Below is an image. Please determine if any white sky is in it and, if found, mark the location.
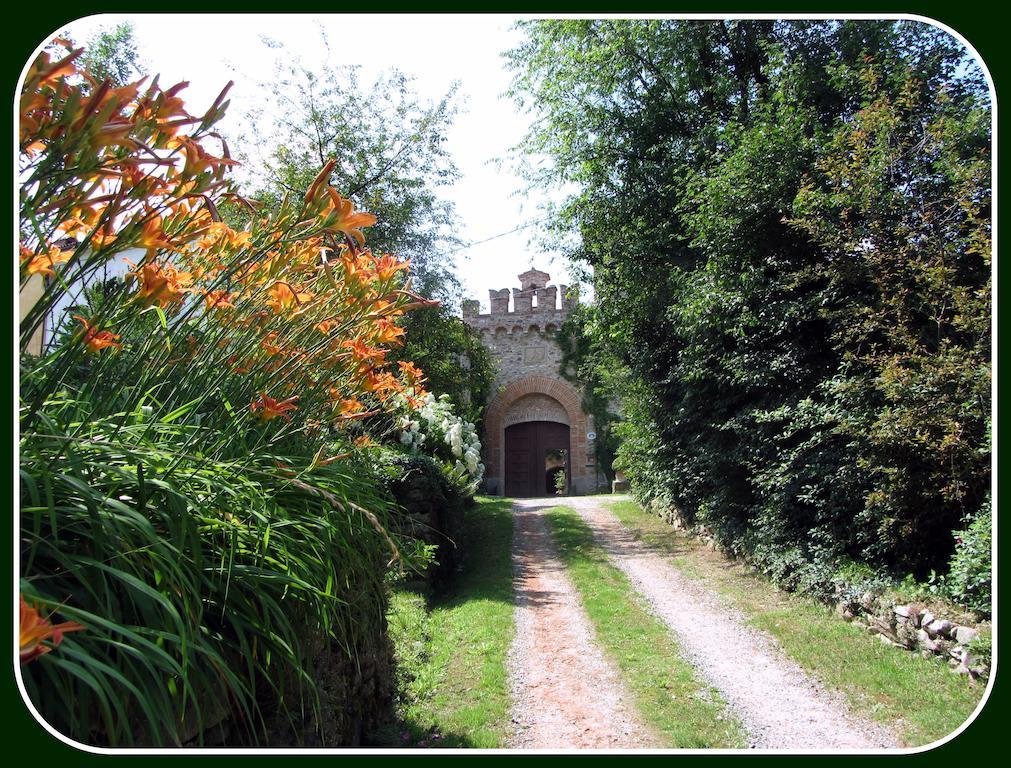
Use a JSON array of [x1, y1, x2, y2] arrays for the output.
[[53, 13, 579, 312]]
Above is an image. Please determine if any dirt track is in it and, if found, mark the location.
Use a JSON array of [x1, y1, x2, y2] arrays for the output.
[[506, 497, 898, 750], [506, 499, 655, 748]]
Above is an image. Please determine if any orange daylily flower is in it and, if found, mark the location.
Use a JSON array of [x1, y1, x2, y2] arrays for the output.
[[315, 319, 337, 335], [224, 228, 253, 250], [353, 435, 376, 449], [30, 47, 82, 88], [374, 318, 405, 345], [73, 315, 122, 353], [204, 290, 235, 312], [340, 251, 368, 286], [260, 333, 283, 357], [235, 310, 271, 329], [373, 253, 410, 282], [170, 135, 235, 177], [323, 189, 377, 247], [22, 244, 73, 277], [266, 282, 314, 315], [20, 595, 86, 664], [362, 369, 402, 397], [92, 120, 136, 150], [58, 204, 104, 237], [136, 215, 175, 255], [249, 393, 300, 422], [406, 391, 429, 409], [342, 338, 386, 364], [127, 260, 192, 307], [337, 397, 366, 418], [144, 80, 190, 123], [197, 221, 253, 251], [166, 333, 202, 365], [397, 360, 425, 386]]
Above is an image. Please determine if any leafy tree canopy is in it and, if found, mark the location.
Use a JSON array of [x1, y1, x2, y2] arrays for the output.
[[234, 38, 493, 417], [77, 22, 144, 87], [508, 19, 990, 600], [236, 41, 461, 304]]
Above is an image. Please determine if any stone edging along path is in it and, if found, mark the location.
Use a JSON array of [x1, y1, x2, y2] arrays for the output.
[[506, 499, 657, 748], [559, 496, 898, 750]]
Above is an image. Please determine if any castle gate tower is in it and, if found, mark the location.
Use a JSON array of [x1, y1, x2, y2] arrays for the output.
[[462, 269, 598, 497]]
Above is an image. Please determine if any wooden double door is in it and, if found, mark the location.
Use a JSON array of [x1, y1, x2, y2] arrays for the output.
[[504, 420, 570, 498]]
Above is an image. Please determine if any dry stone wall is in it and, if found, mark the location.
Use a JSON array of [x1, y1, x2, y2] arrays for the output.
[[837, 596, 990, 683]]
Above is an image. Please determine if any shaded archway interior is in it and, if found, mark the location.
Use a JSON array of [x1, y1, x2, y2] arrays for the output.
[[482, 375, 593, 496], [504, 421, 570, 497]]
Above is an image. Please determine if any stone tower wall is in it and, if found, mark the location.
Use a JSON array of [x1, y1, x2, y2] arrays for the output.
[[463, 273, 599, 495]]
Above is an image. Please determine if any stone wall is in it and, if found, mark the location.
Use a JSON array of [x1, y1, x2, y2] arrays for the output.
[[462, 268, 578, 391], [836, 596, 990, 683], [504, 392, 571, 428], [478, 325, 568, 390]]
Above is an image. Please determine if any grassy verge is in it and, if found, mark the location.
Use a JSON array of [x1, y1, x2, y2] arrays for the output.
[[375, 496, 515, 748], [605, 500, 986, 747], [544, 505, 746, 748]]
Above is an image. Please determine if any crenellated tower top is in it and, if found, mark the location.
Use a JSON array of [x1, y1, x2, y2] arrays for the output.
[[518, 268, 550, 291], [461, 269, 578, 328]]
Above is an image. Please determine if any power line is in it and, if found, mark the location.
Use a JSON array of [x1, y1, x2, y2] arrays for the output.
[[434, 215, 549, 259]]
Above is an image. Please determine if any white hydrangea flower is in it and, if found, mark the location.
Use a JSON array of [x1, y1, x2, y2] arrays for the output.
[[394, 386, 485, 489]]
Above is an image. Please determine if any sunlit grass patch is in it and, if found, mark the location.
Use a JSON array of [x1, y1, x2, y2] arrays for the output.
[[378, 496, 515, 747]]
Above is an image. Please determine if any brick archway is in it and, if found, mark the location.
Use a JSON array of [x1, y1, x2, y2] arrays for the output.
[[484, 376, 591, 496]]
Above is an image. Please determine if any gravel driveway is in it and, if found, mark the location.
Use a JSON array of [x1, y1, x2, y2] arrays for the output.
[[557, 496, 899, 749], [506, 498, 657, 748]]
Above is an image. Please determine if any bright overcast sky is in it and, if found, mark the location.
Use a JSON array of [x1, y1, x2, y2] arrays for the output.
[[48, 13, 579, 311]]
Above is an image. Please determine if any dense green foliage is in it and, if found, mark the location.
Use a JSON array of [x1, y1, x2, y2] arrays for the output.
[[945, 497, 992, 614], [508, 21, 990, 608], [556, 304, 620, 483], [21, 418, 399, 745], [390, 306, 494, 427]]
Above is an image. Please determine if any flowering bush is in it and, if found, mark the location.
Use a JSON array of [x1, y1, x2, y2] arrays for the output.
[[396, 391, 484, 494], [20, 42, 435, 438], [19, 40, 437, 746]]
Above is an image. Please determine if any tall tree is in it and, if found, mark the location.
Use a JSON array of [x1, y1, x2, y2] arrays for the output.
[[508, 20, 990, 590], [234, 44, 493, 416], [80, 22, 143, 87], [237, 50, 460, 302]]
